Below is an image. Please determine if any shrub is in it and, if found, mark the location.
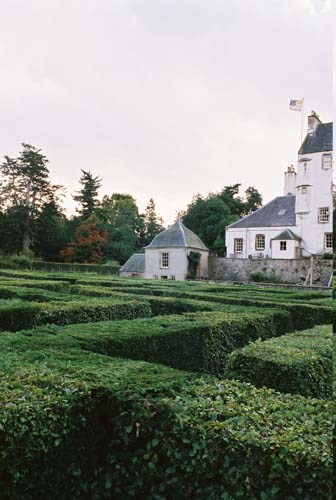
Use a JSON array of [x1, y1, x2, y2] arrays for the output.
[[249, 271, 281, 283], [10, 255, 33, 270], [227, 325, 332, 398], [0, 350, 332, 500]]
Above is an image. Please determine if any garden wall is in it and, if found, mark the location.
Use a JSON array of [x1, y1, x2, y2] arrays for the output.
[[208, 256, 333, 286]]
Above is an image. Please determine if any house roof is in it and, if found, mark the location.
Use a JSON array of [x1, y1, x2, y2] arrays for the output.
[[271, 229, 301, 241], [227, 196, 296, 229], [146, 219, 208, 250], [119, 253, 145, 273], [299, 122, 333, 154]]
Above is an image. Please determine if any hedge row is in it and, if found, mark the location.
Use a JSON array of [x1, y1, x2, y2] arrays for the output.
[[0, 286, 79, 303], [0, 298, 151, 331], [0, 269, 79, 284], [32, 261, 120, 274], [14, 309, 290, 376], [70, 284, 333, 330], [75, 281, 331, 302], [227, 325, 332, 398], [0, 348, 332, 500], [0, 279, 70, 293], [70, 284, 224, 316]]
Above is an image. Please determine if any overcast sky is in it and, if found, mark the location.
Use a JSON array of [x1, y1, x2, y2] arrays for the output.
[[0, 0, 333, 224]]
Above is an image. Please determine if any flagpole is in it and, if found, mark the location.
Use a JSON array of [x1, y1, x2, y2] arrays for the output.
[[300, 98, 305, 145]]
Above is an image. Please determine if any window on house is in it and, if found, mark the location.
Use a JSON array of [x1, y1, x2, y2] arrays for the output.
[[234, 238, 243, 253], [301, 186, 308, 194], [170, 276, 176, 280], [255, 234, 265, 251], [322, 154, 332, 170], [154, 275, 158, 280], [324, 233, 333, 249], [280, 241, 287, 251], [278, 209, 286, 216], [161, 275, 168, 280], [318, 207, 330, 223], [160, 252, 169, 268]]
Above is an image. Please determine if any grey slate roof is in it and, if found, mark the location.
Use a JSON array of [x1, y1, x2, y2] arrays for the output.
[[271, 229, 301, 241], [119, 254, 145, 273], [146, 219, 208, 250], [227, 196, 296, 229], [299, 122, 333, 154]]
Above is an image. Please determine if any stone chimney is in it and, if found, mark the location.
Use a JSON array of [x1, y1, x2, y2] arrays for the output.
[[307, 111, 322, 136], [284, 165, 296, 195]]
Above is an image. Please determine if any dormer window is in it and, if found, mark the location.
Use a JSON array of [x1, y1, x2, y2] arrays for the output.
[[322, 154, 332, 170], [278, 209, 286, 216], [301, 186, 308, 194]]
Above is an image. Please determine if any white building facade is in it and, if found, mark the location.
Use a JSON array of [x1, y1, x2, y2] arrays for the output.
[[226, 112, 333, 259]]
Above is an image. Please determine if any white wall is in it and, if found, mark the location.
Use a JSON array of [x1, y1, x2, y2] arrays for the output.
[[225, 227, 298, 259], [271, 239, 297, 259], [144, 247, 209, 280], [296, 150, 333, 255]]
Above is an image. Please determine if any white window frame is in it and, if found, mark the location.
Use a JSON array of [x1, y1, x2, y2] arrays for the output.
[[280, 241, 287, 251], [318, 207, 330, 223], [234, 238, 243, 253], [324, 233, 333, 249], [255, 234, 265, 251], [322, 153, 332, 170], [160, 252, 169, 269]]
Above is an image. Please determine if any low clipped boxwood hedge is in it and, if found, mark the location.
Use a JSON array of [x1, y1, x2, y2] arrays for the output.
[[71, 284, 333, 330], [0, 269, 79, 284], [0, 279, 70, 293], [0, 299, 151, 331], [0, 286, 85, 303], [32, 261, 119, 274], [51, 309, 292, 375], [0, 349, 332, 500], [70, 285, 218, 315], [227, 325, 332, 398]]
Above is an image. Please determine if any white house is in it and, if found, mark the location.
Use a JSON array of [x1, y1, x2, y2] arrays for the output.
[[226, 112, 333, 259], [120, 219, 209, 281]]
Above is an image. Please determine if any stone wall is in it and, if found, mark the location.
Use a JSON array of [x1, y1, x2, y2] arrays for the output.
[[208, 256, 333, 286]]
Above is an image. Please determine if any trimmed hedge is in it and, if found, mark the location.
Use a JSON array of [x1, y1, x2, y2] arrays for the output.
[[0, 269, 79, 284], [0, 286, 85, 303], [0, 299, 151, 331], [18, 309, 290, 375], [70, 284, 333, 330], [32, 261, 119, 274], [227, 325, 332, 398], [70, 285, 219, 315], [0, 279, 70, 293], [0, 349, 332, 500]]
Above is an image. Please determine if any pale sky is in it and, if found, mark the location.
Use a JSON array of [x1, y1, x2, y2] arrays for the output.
[[0, 0, 333, 224]]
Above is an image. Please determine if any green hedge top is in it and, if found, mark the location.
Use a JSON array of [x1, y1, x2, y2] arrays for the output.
[[0, 278, 70, 292], [227, 325, 332, 398], [0, 297, 151, 331], [0, 347, 332, 500]]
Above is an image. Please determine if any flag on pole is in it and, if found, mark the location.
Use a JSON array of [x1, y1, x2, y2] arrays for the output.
[[290, 99, 304, 111]]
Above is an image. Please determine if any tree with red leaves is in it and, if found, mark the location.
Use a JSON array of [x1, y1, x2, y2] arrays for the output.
[[61, 215, 107, 263]]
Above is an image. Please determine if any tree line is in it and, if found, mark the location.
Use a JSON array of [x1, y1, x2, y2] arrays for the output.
[[0, 144, 263, 264]]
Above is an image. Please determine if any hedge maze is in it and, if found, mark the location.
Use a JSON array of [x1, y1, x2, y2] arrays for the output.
[[0, 269, 333, 499]]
